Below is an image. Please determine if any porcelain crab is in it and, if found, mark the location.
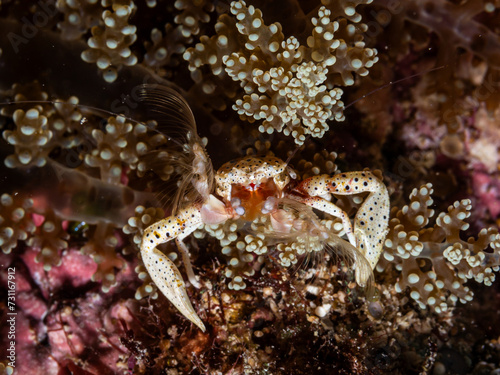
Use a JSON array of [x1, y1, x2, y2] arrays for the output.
[[140, 86, 390, 332]]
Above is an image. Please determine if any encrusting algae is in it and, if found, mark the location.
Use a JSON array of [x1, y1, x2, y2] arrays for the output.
[[0, 0, 500, 374]]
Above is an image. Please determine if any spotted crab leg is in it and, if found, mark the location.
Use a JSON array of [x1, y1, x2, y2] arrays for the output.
[[141, 204, 206, 331], [292, 171, 390, 285]]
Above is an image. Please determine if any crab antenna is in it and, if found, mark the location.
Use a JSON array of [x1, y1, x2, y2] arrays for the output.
[[284, 134, 310, 168], [0, 99, 178, 144], [344, 65, 447, 110], [1, 100, 141, 124], [281, 65, 446, 167]]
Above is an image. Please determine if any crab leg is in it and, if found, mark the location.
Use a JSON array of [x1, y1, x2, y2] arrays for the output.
[[293, 171, 390, 285], [141, 204, 206, 331], [298, 196, 357, 246]]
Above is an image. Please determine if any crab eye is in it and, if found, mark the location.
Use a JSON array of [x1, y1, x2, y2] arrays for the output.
[[287, 168, 297, 179]]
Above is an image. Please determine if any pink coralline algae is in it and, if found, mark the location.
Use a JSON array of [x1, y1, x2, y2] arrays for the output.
[[472, 172, 500, 220], [0, 248, 136, 375]]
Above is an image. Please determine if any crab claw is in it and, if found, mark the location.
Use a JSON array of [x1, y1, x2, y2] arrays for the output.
[[143, 246, 206, 332], [200, 194, 232, 225], [270, 208, 294, 234]]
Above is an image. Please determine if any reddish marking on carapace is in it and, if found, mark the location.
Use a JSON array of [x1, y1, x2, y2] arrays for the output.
[[231, 179, 279, 221]]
